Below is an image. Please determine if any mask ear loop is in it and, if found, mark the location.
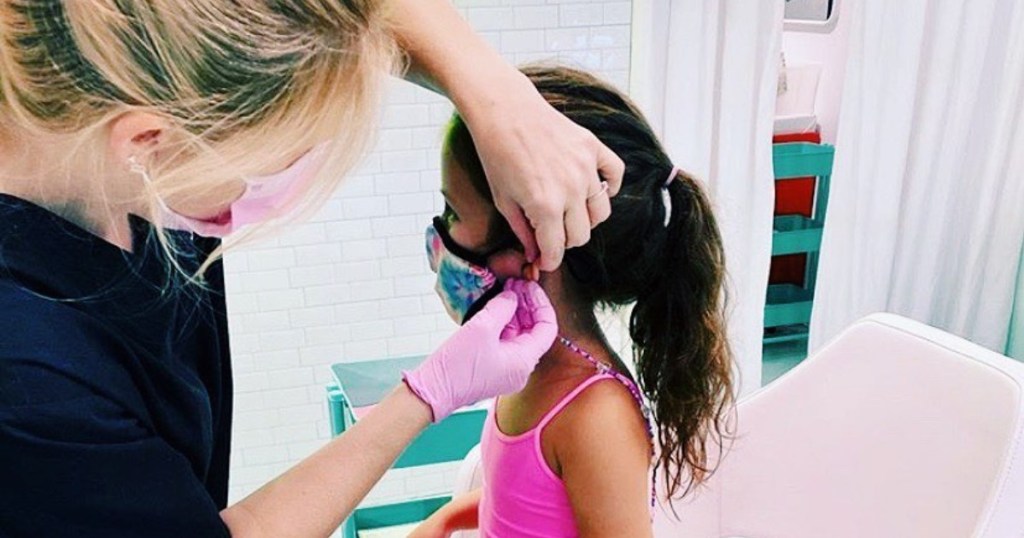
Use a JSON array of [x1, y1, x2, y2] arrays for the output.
[[461, 283, 504, 325], [431, 216, 494, 267], [129, 155, 163, 207], [129, 155, 163, 218], [129, 155, 197, 238], [127, 156, 213, 292]]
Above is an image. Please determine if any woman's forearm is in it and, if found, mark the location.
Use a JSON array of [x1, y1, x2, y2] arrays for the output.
[[388, 0, 528, 120], [220, 384, 431, 538]]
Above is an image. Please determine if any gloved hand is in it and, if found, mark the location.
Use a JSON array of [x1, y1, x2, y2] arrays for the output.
[[403, 279, 557, 422]]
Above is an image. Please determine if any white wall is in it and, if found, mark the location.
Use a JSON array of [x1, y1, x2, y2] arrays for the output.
[[225, 0, 633, 506]]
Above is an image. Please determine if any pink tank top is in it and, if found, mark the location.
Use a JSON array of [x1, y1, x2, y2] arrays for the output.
[[478, 371, 647, 538]]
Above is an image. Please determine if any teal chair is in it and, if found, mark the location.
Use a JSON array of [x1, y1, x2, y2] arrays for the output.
[[764, 142, 836, 343], [326, 356, 488, 538]]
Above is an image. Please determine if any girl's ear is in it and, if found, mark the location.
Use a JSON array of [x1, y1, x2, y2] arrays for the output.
[[488, 249, 528, 280]]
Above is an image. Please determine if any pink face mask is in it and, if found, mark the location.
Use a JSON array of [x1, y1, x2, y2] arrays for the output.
[[132, 143, 328, 237]]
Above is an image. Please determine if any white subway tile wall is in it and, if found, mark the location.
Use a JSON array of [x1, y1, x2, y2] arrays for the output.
[[226, 0, 632, 507]]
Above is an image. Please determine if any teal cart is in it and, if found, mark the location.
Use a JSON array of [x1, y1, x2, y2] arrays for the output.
[[326, 356, 488, 538], [764, 142, 836, 343]]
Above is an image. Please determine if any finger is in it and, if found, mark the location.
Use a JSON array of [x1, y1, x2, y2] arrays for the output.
[[500, 280, 522, 339], [512, 279, 535, 329], [507, 283, 558, 360], [533, 205, 566, 272], [500, 320, 519, 341], [564, 201, 592, 249], [497, 199, 539, 264], [586, 184, 612, 228], [470, 289, 518, 330], [501, 312, 521, 340], [504, 279, 525, 328], [522, 281, 555, 326], [595, 140, 625, 197]]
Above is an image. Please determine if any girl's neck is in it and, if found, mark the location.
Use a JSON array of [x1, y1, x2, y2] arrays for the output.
[[536, 310, 622, 376], [528, 277, 621, 373]]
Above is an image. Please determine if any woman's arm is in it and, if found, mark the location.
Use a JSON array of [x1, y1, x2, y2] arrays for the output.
[[557, 382, 654, 538], [409, 488, 482, 538], [220, 384, 431, 538], [386, 0, 625, 272], [222, 281, 556, 538], [388, 0, 508, 103]]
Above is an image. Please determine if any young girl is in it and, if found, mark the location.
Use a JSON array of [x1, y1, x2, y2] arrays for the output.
[[414, 66, 735, 537]]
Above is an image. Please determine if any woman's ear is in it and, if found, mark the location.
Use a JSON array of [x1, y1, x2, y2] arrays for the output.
[[109, 111, 170, 166]]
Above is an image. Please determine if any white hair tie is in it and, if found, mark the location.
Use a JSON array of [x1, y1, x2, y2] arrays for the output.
[[662, 166, 679, 227]]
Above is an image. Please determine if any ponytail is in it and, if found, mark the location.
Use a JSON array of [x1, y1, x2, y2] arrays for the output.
[[631, 170, 734, 498]]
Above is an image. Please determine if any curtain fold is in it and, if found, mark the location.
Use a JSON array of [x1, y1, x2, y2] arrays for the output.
[[810, 0, 1024, 355], [632, 0, 784, 398]]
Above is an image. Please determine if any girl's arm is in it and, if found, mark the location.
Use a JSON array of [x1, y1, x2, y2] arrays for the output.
[[409, 488, 483, 538], [556, 382, 654, 538], [386, 0, 625, 272], [220, 384, 431, 538]]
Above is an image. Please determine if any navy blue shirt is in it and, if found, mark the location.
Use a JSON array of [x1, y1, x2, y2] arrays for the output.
[[0, 194, 233, 536]]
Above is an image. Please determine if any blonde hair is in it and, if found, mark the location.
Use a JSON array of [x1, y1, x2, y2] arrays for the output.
[[0, 0, 399, 278]]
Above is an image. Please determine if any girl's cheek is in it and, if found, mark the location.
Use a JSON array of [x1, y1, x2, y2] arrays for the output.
[[447, 224, 471, 247], [448, 220, 491, 252]]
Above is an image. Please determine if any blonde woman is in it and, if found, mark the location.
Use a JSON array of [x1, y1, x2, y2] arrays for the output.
[[0, 1, 624, 537]]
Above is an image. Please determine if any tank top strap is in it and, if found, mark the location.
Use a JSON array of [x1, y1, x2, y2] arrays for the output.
[[535, 372, 619, 433], [555, 336, 658, 514]]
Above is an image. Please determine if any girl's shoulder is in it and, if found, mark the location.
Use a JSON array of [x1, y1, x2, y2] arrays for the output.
[[546, 373, 648, 439], [539, 372, 651, 474]]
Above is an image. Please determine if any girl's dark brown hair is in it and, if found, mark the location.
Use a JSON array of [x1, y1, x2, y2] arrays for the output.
[[445, 65, 735, 498]]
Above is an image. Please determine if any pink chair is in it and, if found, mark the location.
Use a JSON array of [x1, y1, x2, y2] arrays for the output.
[[659, 313, 1024, 537]]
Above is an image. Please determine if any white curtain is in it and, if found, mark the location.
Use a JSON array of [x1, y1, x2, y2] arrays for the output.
[[809, 0, 1024, 355], [632, 0, 785, 398]]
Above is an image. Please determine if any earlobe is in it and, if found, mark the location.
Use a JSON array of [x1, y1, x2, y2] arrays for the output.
[[523, 262, 541, 282]]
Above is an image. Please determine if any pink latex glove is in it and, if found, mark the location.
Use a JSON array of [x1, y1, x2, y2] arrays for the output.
[[403, 279, 557, 422]]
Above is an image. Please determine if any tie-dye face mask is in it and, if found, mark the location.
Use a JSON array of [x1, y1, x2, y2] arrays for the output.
[[425, 216, 504, 325]]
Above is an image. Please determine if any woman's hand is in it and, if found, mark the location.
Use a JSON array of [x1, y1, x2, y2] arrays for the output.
[[388, 0, 625, 271], [403, 280, 557, 422], [464, 70, 625, 271]]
